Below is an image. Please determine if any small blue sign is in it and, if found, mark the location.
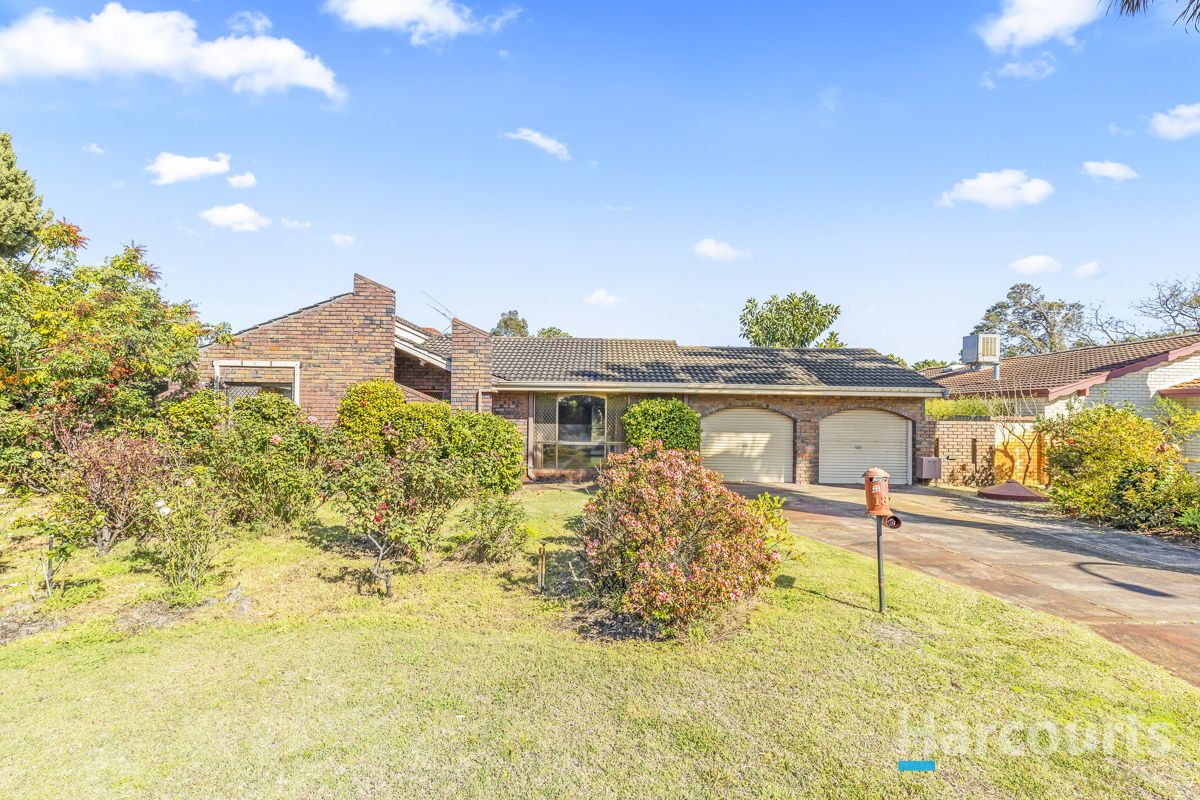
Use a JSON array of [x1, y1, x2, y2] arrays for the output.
[[898, 760, 936, 772]]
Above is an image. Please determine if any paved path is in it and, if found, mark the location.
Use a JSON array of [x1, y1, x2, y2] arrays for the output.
[[743, 483, 1200, 687]]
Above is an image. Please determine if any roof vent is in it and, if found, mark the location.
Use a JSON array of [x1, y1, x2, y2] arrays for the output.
[[962, 334, 1000, 367]]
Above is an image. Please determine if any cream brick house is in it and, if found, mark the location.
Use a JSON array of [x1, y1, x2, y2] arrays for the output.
[[200, 274, 946, 485], [928, 333, 1200, 475]]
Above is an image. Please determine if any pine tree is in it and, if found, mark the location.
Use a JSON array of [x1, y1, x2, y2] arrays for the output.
[[0, 133, 52, 259]]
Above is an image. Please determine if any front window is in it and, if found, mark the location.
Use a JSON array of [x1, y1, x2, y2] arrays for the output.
[[533, 393, 627, 470], [222, 382, 294, 402]]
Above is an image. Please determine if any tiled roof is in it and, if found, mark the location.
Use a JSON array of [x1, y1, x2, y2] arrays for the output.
[[409, 336, 941, 390], [931, 333, 1200, 398]]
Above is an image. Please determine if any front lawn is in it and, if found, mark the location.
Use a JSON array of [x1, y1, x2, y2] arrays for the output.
[[1, 487, 1198, 798]]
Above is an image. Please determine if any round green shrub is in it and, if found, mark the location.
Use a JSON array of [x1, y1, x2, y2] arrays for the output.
[[335, 380, 408, 447], [389, 402, 453, 452], [622, 398, 701, 451], [447, 411, 525, 494], [231, 392, 303, 429], [163, 389, 229, 449]]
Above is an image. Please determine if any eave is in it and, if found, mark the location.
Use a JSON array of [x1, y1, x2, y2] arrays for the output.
[[491, 380, 946, 398]]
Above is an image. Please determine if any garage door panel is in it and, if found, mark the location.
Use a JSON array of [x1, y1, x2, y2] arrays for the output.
[[701, 409, 793, 483], [819, 409, 910, 484]]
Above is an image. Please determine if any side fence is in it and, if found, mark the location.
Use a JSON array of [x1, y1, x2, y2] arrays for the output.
[[931, 417, 1047, 487]]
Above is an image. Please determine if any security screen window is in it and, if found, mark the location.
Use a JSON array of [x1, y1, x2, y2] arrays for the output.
[[533, 393, 627, 469]]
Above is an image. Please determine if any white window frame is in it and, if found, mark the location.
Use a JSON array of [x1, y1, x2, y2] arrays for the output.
[[212, 359, 301, 405]]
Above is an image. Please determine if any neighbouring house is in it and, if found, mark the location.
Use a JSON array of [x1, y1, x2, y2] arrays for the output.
[[199, 275, 945, 484], [927, 332, 1200, 485]]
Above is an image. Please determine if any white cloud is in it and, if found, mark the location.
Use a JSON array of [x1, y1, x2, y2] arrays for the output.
[[1082, 160, 1138, 182], [1073, 261, 1101, 278], [692, 238, 751, 261], [1009, 254, 1061, 275], [0, 3, 344, 100], [110, 179, 125, 189], [979, 0, 1101, 52], [498, 48, 509, 58], [937, 169, 1054, 210], [501, 128, 570, 161], [1108, 122, 1133, 137], [227, 171, 257, 188], [81, 142, 104, 155], [281, 217, 311, 229], [200, 203, 270, 232], [228, 11, 272, 35], [324, 0, 520, 46], [146, 152, 230, 185], [585, 288, 623, 307], [997, 53, 1055, 80], [1149, 102, 1200, 140], [330, 233, 355, 247]]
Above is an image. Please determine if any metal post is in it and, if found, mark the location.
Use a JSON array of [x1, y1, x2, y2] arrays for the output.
[[875, 515, 885, 613], [538, 544, 547, 593]]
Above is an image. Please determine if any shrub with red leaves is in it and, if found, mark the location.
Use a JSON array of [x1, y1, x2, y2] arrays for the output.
[[579, 441, 783, 630]]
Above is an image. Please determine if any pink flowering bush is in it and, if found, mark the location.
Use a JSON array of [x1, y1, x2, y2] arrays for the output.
[[579, 441, 784, 630]]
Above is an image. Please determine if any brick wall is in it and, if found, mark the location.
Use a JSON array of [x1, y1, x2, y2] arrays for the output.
[[685, 394, 932, 484], [197, 274, 396, 424], [449, 318, 493, 411], [931, 419, 997, 486], [394, 351, 450, 400]]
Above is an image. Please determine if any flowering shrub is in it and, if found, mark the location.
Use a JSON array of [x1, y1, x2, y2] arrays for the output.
[[206, 394, 324, 527], [145, 469, 230, 594], [335, 380, 410, 450], [622, 398, 701, 451], [1039, 400, 1200, 528], [579, 441, 782, 630], [162, 389, 229, 454], [324, 437, 469, 594]]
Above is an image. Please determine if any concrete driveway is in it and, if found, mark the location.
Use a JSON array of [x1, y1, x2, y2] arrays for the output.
[[745, 483, 1200, 687]]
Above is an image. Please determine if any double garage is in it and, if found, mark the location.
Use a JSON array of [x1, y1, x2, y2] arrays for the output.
[[699, 407, 913, 485]]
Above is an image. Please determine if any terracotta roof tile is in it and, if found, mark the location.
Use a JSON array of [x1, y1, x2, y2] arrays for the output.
[[932, 333, 1200, 397]]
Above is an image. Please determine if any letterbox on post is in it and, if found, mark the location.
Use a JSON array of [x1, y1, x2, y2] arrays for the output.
[[863, 467, 891, 517]]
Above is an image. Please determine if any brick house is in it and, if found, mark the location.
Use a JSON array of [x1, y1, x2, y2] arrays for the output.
[[200, 275, 945, 484], [927, 332, 1200, 483]]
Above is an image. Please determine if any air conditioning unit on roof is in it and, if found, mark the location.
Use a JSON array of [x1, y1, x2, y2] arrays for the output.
[[961, 334, 1000, 366]]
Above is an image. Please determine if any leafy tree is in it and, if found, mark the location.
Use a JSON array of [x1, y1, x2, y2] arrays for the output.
[[973, 283, 1087, 357], [0, 133, 52, 260], [884, 353, 907, 368], [739, 292, 841, 348], [815, 331, 846, 349], [491, 309, 529, 337], [913, 358, 949, 371], [536, 326, 570, 338], [1114, 0, 1200, 30], [0, 243, 225, 424]]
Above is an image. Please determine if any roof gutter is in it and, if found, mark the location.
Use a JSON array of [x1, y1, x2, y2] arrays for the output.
[[394, 338, 449, 370], [492, 380, 946, 398]]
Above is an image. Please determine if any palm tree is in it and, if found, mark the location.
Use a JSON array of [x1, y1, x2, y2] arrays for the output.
[[1114, 0, 1200, 29]]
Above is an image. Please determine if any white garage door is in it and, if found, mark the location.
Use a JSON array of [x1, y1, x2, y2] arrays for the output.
[[701, 408, 794, 483], [819, 409, 911, 484]]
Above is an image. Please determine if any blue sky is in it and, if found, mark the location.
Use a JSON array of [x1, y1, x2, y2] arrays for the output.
[[1, 0, 1198, 362]]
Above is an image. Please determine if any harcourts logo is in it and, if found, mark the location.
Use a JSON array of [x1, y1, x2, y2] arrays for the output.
[[899, 712, 1174, 758]]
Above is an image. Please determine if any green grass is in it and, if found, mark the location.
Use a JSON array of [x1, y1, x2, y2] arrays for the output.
[[1, 486, 1198, 798]]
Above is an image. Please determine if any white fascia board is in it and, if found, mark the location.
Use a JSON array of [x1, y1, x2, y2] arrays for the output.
[[394, 338, 448, 370], [492, 381, 946, 398]]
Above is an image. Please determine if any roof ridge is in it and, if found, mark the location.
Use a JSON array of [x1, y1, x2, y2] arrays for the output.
[[994, 331, 1200, 362]]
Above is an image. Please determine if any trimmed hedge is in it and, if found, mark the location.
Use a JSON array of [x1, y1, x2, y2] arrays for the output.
[[622, 398, 701, 451], [448, 410, 525, 494]]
